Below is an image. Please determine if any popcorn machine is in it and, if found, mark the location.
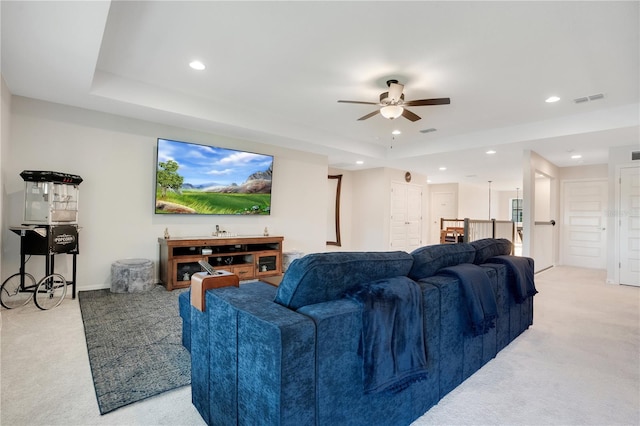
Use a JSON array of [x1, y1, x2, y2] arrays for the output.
[[21, 170, 82, 225]]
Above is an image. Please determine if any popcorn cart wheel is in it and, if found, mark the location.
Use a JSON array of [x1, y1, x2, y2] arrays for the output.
[[0, 269, 67, 310]]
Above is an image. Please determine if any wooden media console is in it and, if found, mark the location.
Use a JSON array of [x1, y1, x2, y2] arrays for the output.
[[158, 235, 283, 291]]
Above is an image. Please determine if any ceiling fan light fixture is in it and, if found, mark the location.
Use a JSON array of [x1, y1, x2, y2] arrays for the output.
[[380, 105, 404, 119], [189, 60, 206, 70]]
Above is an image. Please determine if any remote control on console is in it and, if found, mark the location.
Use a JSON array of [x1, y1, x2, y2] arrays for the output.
[[198, 260, 218, 275]]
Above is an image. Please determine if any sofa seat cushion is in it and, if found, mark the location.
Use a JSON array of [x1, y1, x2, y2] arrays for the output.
[[274, 251, 414, 310], [471, 238, 513, 264], [409, 243, 476, 280]]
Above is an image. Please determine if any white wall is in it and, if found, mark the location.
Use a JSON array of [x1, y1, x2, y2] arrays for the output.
[[1, 76, 11, 272], [534, 176, 551, 221], [459, 182, 495, 220], [349, 168, 388, 250], [523, 150, 560, 264], [559, 164, 607, 181], [3, 96, 328, 290]]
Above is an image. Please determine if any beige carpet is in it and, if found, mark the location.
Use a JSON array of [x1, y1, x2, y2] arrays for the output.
[[1, 266, 638, 426], [0, 289, 204, 426], [413, 266, 640, 425]]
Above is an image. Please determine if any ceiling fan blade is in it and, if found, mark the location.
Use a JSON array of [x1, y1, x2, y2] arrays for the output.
[[338, 100, 379, 105], [388, 83, 404, 103], [357, 110, 380, 121], [401, 108, 421, 122], [403, 98, 451, 107]]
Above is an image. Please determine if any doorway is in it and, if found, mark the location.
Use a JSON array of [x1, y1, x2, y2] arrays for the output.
[[561, 179, 607, 269], [619, 167, 639, 286], [430, 191, 457, 245]]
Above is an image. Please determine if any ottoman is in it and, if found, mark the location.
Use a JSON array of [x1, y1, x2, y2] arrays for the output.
[[111, 258, 154, 293]]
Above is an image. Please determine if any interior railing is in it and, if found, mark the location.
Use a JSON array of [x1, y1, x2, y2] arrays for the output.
[[440, 218, 516, 253]]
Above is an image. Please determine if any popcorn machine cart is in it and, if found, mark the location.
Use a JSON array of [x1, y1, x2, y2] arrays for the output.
[[10, 170, 82, 300]]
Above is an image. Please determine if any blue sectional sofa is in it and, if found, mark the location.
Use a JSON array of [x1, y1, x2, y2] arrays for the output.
[[178, 238, 536, 425]]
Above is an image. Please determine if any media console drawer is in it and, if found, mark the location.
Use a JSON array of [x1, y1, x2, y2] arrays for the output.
[[228, 265, 254, 280], [158, 235, 283, 291]]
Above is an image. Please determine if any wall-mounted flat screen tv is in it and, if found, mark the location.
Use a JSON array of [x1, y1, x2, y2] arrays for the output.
[[155, 138, 273, 215]]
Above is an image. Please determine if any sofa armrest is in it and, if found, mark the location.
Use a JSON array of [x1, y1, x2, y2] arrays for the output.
[[190, 283, 316, 426]]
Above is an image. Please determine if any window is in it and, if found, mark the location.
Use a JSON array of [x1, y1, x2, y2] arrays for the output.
[[511, 198, 522, 223]]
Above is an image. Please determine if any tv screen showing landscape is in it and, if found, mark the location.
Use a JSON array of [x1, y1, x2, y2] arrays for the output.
[[155, 138, 273, 215]]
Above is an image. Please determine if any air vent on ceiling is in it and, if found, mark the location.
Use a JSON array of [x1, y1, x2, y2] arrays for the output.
[[420, 128, 437, 134], [574, 93, 605, 104], [632, 151, 640, 161]]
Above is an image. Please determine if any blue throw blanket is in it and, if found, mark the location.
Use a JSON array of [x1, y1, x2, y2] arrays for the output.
[[346, 276, 428, 394], [440, 263, 497, 337], [488, 255, 537, 303]]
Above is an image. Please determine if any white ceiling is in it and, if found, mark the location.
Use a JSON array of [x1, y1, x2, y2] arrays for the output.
[[2, 1, 638, 191]]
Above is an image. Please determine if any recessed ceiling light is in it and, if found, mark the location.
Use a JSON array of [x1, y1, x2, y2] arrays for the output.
[[391, 130, 401, 135], [189, 60, 206, 70], [571, 154, 582, 159], [545, 96, 560, 103], [439, 167, 447, 171], [486, 150, 496, 155], [356, 160, 364, 165]]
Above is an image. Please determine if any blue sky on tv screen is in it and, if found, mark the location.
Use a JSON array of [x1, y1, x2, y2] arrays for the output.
[[157, 139, 273, 187]]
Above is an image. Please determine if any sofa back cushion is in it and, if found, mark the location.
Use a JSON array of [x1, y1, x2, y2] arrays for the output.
[[274, 251, 414, 310], [471, 238, 513, 264], [409, 243, 476, 280]]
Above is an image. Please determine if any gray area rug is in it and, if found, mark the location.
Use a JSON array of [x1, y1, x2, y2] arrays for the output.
[[78, 285, 190, 414]]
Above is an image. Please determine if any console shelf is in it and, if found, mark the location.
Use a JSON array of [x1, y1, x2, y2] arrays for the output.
[[158, 235, 283, 291]]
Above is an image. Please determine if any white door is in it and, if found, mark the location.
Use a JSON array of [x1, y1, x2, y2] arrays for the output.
[[620, 167, 640, 286], [390, 182, 422, 252], [406, 185, 423, 250], [430, 191, 457, 244], [561, 179, 607, 269], [390, 183, 408, 250]]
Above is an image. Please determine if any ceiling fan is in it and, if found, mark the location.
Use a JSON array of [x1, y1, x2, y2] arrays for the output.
[[338, 79, 450, 122]]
